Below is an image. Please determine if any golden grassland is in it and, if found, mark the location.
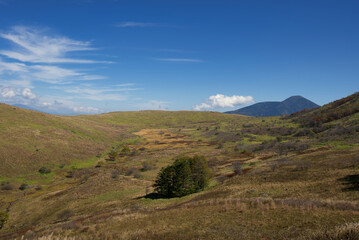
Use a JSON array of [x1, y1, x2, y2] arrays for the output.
[[0, 103, 358, 239]]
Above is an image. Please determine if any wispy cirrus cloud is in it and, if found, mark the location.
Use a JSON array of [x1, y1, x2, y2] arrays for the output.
[[137, 100, 169, 110], [115, 21, 161, 28], [51, 84, 141, 102], [0, 26, 114, 64], [155, 58, 202, 63], [38, 97, 101, 114], [0, 26, 109, 85], [30, 65, 106, 84], [0, 58, 27, 74], [0, 26, 123, 114], [0, 26, 110, 64]]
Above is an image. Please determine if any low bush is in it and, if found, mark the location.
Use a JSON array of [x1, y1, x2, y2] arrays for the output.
[[19, 183, 29, 190], [232, 161, 243, 175], [57, 209, 74, 222], [111, 169, 120, 179], [141, 162, 156, 171], [0, 212, 8, 229], [126, 167, 137, 176], [108, 150, 118, 161], [2, 183, 15, 190], [294, 128, 314, 137], [38, 167, 51, 174], [308, 222, 359, 240], [125, 167, 142, 178], [95, 161, 104, 168]]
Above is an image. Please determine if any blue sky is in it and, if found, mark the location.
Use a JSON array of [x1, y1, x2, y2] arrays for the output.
[[0, 0, 358, 114]]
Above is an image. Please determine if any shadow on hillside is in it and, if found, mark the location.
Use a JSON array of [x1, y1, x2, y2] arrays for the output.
[[136, 192, 168, 200], [338, 174, 359, 191]]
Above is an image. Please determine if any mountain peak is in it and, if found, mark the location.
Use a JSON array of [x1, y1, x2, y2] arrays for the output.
[[284, 95, 304, 100], [226, 96, 319, 117]]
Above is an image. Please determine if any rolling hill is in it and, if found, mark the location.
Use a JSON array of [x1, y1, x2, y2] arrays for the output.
[[0, 104, 245, 177], [226, 95, 320, 117], [0, 103, 132, 177], [289, 92, 359, 127], [0, 93, 358, 240]]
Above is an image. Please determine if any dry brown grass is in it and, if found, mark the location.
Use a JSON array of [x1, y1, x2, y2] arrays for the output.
[[1, 104, 359, 240]]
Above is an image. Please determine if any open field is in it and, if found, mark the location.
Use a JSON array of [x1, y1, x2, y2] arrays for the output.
[[0, 93, 358, 239]]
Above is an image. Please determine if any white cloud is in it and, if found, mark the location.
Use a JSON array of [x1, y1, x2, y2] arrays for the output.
[[193, 94, 254, 111], [34, 98, 102, 115], [0, 87, 16, 98], [137, 100, 168, 110], [22, 88, 36, 99], [29, 65, 105, 84], [115, 22, 158, 28], [54, 85, 141, 101], [70, 106, 100, 114], [0, 86, 37, 103], [155, 58, 202, 63], [0, 58, 27, 74], [30, 65, 82, 83], [0, 26, 136, 115], [0, 26, 111, 87], [193, 103, 211, 111], [0, 80, 33, 88], [41, 102, 52, 107], [0, 26, 103, 64]]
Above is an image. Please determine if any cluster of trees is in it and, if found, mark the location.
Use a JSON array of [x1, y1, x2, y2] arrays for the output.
[[154, 155, 211, 198]]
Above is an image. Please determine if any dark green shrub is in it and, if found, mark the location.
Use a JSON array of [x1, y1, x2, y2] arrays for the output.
[[0, 212, 8, 229], [133, 171, 142, 179], [141, 162, 156, 172], [111, 169, 120, 179], [38, 167, 51, 174], [121, 146, 131, 154], [154, 155, 210, 198], [108, 150, 118, 161], [66, 171, 74, 178], [19, 183, 29, 190], [232, 161, 242, 175], [95, 161, 104, 168], [2, 183, 14, 190], [57, 209, 74, 221], [126, 167, 137, 176]]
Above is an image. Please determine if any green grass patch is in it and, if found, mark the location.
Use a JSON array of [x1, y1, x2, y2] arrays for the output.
[[94, 187, 143, 202]]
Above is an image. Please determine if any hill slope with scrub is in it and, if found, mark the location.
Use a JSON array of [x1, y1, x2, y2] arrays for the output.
[[0, 93, 358, 240]]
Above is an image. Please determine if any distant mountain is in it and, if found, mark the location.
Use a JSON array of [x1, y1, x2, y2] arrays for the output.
[[226, 96, 320, 117], [12, 104, 66, 115], [13, 104, 42, 112]]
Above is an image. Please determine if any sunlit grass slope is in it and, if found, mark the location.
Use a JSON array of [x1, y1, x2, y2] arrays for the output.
[[0, 103, 129, 177], [0, 105, 247, 178]]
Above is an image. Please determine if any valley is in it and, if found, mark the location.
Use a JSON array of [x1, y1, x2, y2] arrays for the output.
[[0, 93, 358, 240]]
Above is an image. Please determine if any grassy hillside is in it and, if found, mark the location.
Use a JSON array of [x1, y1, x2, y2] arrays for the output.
[[0, 103, 131, 177], [290, 92, 359, 127], [0, 105, 246, 178], [0, 94, 358, 240]]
